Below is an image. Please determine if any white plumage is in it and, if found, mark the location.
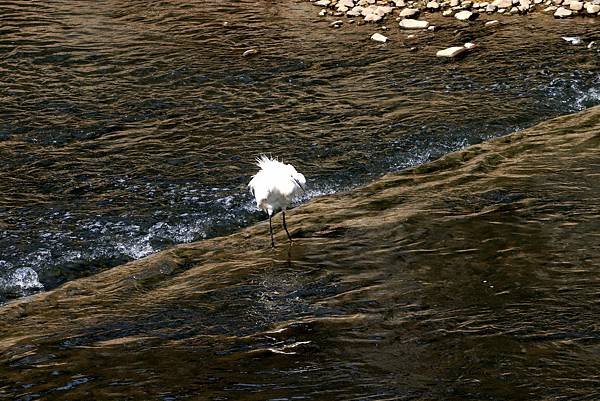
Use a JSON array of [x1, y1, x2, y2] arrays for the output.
[[248, 155, 306, 247]]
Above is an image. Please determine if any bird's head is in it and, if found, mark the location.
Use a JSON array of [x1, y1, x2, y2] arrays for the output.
[[287, 164, 306, 192]]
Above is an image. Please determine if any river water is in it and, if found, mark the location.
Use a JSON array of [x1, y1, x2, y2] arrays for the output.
[[1, 0, 600, 399]]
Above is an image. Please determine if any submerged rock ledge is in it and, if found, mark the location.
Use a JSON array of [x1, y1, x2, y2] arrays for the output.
[[1, 106, 599, 398]]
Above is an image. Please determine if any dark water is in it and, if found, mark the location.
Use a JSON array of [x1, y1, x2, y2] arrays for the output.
[[1, 107, 599, 400], [1, 0, 600, 399], [1, 0, 599, 299]]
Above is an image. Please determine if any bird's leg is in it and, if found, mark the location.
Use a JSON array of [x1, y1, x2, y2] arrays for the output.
[[269, 213, 275, 248], [282, 210, 293, 242]]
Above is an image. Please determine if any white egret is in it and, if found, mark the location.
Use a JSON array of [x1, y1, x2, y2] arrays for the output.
[[248, 155, 306, 247]]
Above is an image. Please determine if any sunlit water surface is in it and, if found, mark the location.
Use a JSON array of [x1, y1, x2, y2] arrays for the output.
[[1, 0, 600, 399]]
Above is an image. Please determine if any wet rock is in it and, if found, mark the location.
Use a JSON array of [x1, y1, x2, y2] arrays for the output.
[[561, 36, 582, 44], [371, 32, 389, 42], [242, 49, 258, 57], [399, 18, 430, 28], [399, 7, 420, 17], [436, 46, 468, 57], [554, 6, 573, 15]]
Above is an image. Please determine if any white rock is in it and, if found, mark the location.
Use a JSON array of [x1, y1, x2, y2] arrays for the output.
[[399, 18, 430, 28], [493, 0, 513, 7], [319, 9, 327, 15], [436, 46, 468, 57], [485, 19, 500, 25], [428, 25, 437, 30], [399, 7, 420, 16], [464, 42, 477, 49], [569, 0, 583, 9], [486, 3, 498, 10], [347, 5, 365, 15], [585, 1, 600, 10], [364, 13, 383, 21], [427, 1, 441, 8], [554, 6, 573, 15], [242, 49, 258, 57], [371, 32, 389, 42], [315, 0, 331, 6], [392, 0, 406, 6], [330, 20, 344, 27], [562, 36, 582, 44], [451, 0, 460, 5], [588, 41, 596, 49], [443, 9, 455, 15], [339, 0, 356, 6], [455, 10, 475, 19]]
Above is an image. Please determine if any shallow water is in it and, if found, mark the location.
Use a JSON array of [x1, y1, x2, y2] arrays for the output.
[[1, 106, 599, 400], [1, 0, 600, 298], [2, 0, 600, 399]]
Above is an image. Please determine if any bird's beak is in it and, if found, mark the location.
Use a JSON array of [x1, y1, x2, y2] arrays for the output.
[[293, 178, 306, 193]]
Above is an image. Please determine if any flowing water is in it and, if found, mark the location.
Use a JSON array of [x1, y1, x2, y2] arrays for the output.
[[1, 0, 600, 399]]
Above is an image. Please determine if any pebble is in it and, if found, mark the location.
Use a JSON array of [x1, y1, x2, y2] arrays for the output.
[[399, 18, 431, 28], [242, 49, 258, 57], [554, 6, 573, 15], [485, 19, 500, 25], [569, 0, 584, 9], [399, 8, 420, 17], [330, 20, 344, 27], [436, 46, 468, 57], [585, 2, 600, 11], [371, 32, 389, 42], [464, 41, 477, 48], [561, 36, 582, 44], [455, 10, 476, 19]]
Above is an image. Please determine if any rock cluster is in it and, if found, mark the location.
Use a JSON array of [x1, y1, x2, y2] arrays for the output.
[[310, 0, 600, 22]]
